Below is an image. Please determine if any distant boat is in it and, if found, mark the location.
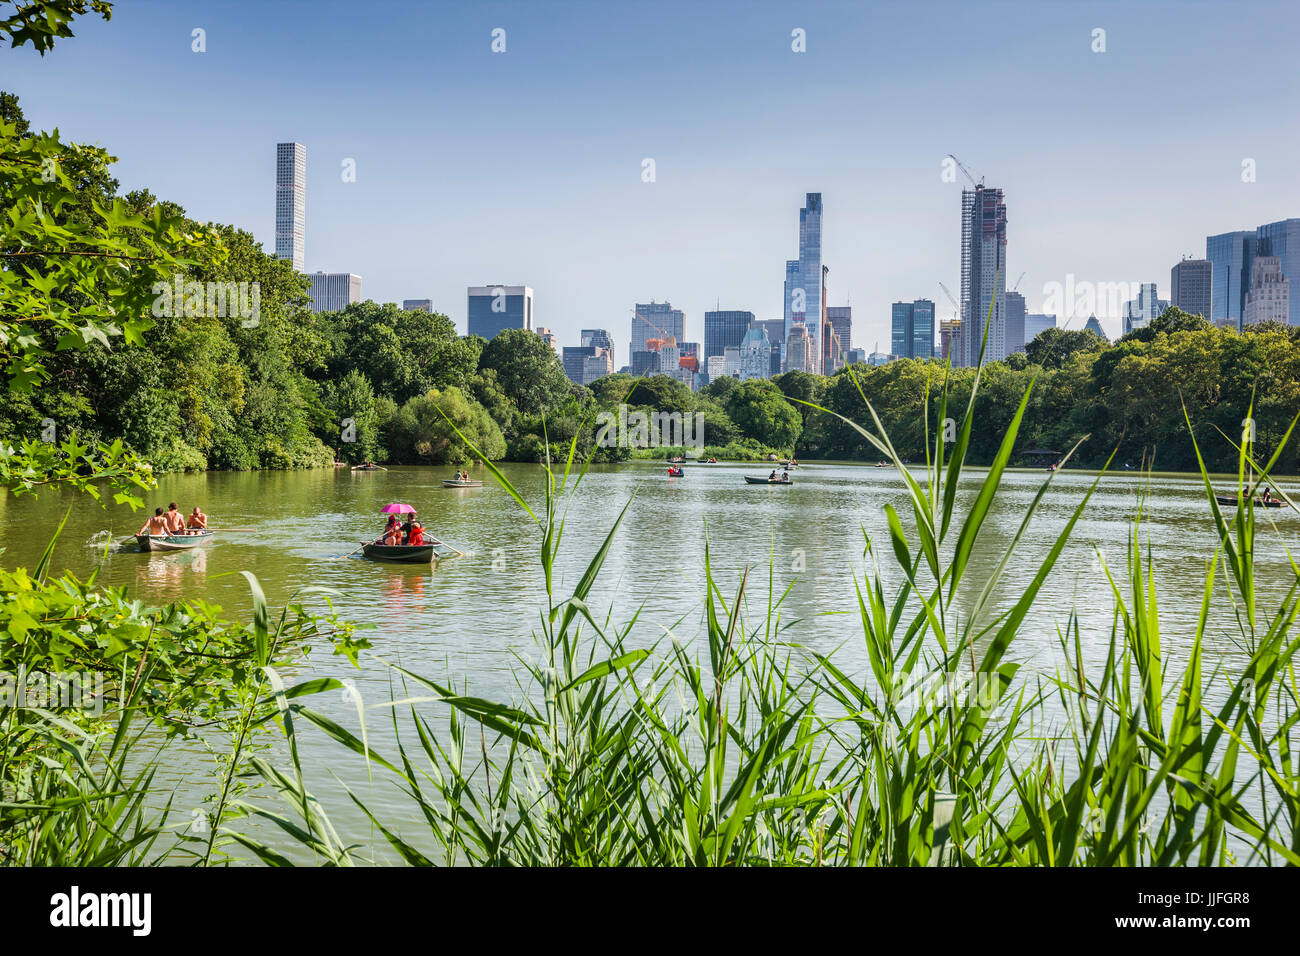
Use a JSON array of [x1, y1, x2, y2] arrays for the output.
[[744, 476, 793, 485], [442, 478, 484, 488], [136, 531, 215, 552], [1215, 494, 1284, 509], [667, 469, 684, 477], [352, 464, 385, 471]]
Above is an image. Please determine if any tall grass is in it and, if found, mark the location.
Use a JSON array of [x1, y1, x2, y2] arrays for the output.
[[219, 363, 1300, 866]]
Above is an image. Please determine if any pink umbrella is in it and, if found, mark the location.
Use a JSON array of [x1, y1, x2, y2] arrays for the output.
[[381, 503, 416, 514]]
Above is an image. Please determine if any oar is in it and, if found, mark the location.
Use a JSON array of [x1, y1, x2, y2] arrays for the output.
[[207, 527, 258, 532], [344, 540, 380, 558]]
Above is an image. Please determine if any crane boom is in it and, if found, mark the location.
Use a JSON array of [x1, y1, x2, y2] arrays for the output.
[[938, 281, 960, 315], [947, 153, 983, 190]]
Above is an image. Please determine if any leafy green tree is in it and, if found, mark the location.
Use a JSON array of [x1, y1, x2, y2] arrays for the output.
[[725, 379, 801, 451], [326, 369, 381, 463], [1025, 327, 1107, 370], [625, 375, 693, 415], [385, 386, 506, 464], [477, 328, 572, 415]]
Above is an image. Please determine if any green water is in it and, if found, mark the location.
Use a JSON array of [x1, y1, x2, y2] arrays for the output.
[[2, 461, 1293, 858]]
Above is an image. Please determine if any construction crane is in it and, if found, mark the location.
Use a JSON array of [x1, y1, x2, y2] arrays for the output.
[[1011, 272, 1025, 293], [938, 281, 961, 320], [947, 153, 983, 190]]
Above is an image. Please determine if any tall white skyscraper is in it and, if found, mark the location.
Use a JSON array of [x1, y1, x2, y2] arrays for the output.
[[276, 142, 306, 272]]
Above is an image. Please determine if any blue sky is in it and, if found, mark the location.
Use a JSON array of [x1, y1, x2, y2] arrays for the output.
[[6, 0, 1299, 350]]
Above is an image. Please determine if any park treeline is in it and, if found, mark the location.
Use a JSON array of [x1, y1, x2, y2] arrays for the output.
[[4, 91, 1298, 474]]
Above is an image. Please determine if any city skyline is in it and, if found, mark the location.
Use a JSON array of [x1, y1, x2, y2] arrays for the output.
[[7, 0, 1300, 347]]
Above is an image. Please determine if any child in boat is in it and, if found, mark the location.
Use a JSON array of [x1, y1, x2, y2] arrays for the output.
[[138, 508, 168, 536], [380, 515, 402, 545], [407, 521, 425, 546]]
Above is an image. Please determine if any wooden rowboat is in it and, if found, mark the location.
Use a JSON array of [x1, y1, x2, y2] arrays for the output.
[[136, 531, 216, 552], [441, 479, 484, 488], [744, 476, 794, 485], [361, 543, 436, 563], [1215, 495, 1284, 508]]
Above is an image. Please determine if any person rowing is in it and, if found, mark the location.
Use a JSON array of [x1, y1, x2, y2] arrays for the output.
[[186, 506, 208, 533], [768, 470, 779, 481], [138, 508, 168, 537], [781, 471, 791, 482], [400, 513, 418, 544]]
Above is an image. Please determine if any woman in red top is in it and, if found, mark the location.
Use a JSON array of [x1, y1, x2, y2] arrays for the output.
[[381, 514, 402, 545]]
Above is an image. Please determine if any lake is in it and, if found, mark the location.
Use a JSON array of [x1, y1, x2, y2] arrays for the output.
[[2, 460, 1293, 860]]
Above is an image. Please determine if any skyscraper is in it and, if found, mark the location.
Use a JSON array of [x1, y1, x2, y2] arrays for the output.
[[958, 186, 1007, 366], [1004, 292, 1025, 354], [784, 323, 813, 373], [307, 272, 361, 313], [891, 302, 913, 358], [1206, 230, 1257, 330], [402, 299, 432, 312], [562, 346, 612, 385], [631, 302, 685, 354], [1122, 283, 1166, 335], [1170, 258, 1213, 321], [1024, 313, 1056, 346], [1256, 219, 1300, 326], [704, 310, 755, 362], [826, 305, 852, 367], [1244, 256, 1290, 326], [468, 285, 534, 339], [738, 327, 772, 381], [580, 329, 614, 367], [275, 142, 306, 272], [753, 320, 785, 376], [784, 194, 823, 374], [890, 300, 935, 360]]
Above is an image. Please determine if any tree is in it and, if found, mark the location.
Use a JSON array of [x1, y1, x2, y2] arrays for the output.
[[725, 380, 801, 451], [326, 369, 380, 463], [385, 386, 506, 464], [477, 328, 572, 415], [1024, 327, 1106, 370], [1121, 306, 1212, 344]]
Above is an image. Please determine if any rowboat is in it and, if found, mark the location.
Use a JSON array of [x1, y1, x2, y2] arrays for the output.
[[361, 543, 436, 563], [744, 476, 793, 485], [667, 470, 684, 477], [442, 479, 484, 488], [136, 531, 216, 552], [352, 464, 385, 471], [1215, 495, 1284, 509]]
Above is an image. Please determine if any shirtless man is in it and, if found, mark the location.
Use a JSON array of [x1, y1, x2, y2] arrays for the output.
[[186, 507, 208, 533], [163, 502, 185, 535], [138, 508, 169, 537]]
